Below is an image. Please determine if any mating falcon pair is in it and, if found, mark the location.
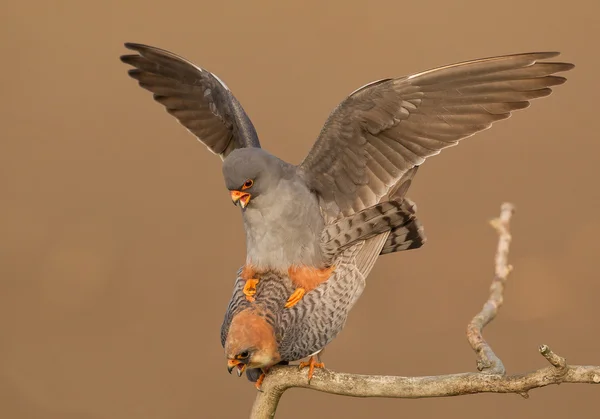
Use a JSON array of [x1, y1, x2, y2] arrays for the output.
[[120, 43, 573, 388]]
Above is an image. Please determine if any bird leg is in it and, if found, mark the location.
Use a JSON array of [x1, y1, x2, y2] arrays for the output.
[[254, 372, 265, 390], [242, 279, 259, 302], [298, 355, 325, 383], [241, 265, 259, 302], [285, 265, 335, 307], [255, 368, 269, 391], [284, 288, 305, 308]]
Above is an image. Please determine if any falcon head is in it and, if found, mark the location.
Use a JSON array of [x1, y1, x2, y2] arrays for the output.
[[225, 308, 281, 378], [222, 148, 290, 209]]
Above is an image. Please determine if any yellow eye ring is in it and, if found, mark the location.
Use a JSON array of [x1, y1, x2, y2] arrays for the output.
[[242, 179, 253, 190]]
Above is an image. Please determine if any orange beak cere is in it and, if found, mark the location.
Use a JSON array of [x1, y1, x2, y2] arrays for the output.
[[227, 359, 246, 377], [230, 190, 251, 208]]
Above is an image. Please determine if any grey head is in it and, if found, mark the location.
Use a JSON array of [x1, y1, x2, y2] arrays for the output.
[[222, 148, 293, 209]]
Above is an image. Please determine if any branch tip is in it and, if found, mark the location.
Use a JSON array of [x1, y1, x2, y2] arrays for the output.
[[539, 345, 567, 370], [500, 202, 516, 214]]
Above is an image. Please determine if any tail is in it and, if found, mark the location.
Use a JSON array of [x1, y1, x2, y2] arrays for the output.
[[378, 198, 426, 255], [378, 166, 426, 255], [321, 195, 426, 259], [320, 166, 425, 277]]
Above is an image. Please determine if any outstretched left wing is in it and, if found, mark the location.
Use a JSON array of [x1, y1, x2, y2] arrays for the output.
[[299, 52, 574, 219]]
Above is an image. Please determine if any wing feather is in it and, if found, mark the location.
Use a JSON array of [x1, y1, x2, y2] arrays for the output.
[[121, 43, 260, 160], [299, 52, 574, 218]]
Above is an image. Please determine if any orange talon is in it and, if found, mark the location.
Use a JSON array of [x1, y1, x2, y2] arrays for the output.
[[243, 279, 259, 302], [255, 372, 266, 391], [284, 288, 306, 308], [298, 356, 325, 383]]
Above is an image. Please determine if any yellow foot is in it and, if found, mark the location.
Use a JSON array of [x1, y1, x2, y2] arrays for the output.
[[284, 288, 306, 308], [298, 356, 325, 383], [243, 279, 259, 302], [255, 372, 266, 391]]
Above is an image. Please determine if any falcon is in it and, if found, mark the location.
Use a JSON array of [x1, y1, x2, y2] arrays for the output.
[[120, 43, 573, 387]]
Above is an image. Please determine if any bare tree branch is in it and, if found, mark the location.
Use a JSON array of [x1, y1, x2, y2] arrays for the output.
[[250, 203, 600, 419], [466, 202, 513, 375]]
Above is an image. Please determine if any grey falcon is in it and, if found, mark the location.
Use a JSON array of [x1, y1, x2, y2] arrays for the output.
[[120, 43, 573, 387]]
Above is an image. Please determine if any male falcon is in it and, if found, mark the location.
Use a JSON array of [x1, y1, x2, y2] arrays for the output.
[[120, 43, 573, 386]]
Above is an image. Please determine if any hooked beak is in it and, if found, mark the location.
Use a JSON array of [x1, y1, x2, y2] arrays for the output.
[[230, 190, 251, 209], [227, 359, 246, 377]]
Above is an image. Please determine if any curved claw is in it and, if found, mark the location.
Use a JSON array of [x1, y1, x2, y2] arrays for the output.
[[255, 372, 266, 391], [298, 356, 325, 383], [284, 288, 306, 308], [243, 279, 259, 302]]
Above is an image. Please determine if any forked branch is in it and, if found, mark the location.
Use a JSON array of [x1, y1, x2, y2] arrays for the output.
[[250, 203, 600, 419]]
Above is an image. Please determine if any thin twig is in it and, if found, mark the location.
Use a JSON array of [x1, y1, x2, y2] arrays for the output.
[[466, 202, 514, 374], [250, 203, 600, 419]]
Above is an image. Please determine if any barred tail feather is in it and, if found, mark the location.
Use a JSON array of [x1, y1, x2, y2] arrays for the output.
[[379, 215, 426, 255]]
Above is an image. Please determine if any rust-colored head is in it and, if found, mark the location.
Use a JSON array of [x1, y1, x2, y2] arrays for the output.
[[225, 308, 281, 377]]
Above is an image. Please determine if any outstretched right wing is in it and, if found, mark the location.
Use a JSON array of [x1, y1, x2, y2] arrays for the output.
[[121, 43, 261, 160]]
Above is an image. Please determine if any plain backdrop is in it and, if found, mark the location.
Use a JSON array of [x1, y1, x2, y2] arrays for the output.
[[1, 1, 598, 418]]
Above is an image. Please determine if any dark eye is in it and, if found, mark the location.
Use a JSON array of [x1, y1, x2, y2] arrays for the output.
[[238, 351, 250, 359], [242, 179, 254, 190]]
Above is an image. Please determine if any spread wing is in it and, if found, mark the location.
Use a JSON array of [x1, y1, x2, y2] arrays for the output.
[[120, 43, 260, 160], [299, 52, 574, 218]]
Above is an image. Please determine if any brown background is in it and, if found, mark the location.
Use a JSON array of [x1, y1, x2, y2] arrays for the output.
[[1, 1, 598, 418]]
